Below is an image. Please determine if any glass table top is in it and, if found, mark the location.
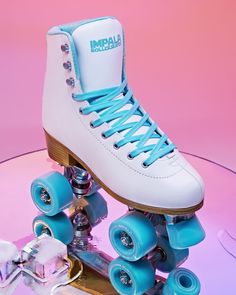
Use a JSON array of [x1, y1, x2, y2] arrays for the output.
[[0, 150, 235, 294]]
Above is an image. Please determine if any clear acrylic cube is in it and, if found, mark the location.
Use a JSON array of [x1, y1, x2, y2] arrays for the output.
[[21, 234, 69, 282]]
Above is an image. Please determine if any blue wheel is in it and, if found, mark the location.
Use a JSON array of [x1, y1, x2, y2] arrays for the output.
[[109, 211, 157, 261], [153, 236, 189, 273], [31, 171, 73, 216], [83, 191, 108, 227], [33, 212, 74, 245], [165, 214, 205, 249], [163, 268, 201, 295], [109, 257, 155, 295]]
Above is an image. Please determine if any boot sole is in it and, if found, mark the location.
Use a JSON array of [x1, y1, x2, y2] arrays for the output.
[[45, 130, 204, 215]]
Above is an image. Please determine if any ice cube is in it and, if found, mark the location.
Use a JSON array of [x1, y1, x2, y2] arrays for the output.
[[0, 240, 20, 287], [21, 234, 68, 281]]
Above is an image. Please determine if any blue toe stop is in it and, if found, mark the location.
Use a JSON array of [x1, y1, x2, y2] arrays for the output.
[[165, 214, 206, 249]]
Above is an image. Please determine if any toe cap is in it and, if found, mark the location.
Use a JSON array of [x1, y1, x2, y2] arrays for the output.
[[156, 164, 205, 209]]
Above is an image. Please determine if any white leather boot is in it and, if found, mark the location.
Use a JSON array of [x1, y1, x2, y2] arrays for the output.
[[42, 16, 204, 215]]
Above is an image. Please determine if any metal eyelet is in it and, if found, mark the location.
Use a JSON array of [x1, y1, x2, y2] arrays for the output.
[[79, 107, 83, 115], [101, 133, 107, 139], [61, 43, 69, 53], [66, 78, 75, 88], [113, 143, 119, 150], [63, 61, 72, 71], [142, 162, 148, 168], [127, 154, 133, 160], [90, 122, 95, 128]]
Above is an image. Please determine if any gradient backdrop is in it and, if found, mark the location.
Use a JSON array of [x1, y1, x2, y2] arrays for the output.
[[0, 1, 236, 294], [0, 0, 235, 171]]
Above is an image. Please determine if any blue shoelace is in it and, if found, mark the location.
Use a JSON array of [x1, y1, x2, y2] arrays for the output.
[[72, 79, 176, 167]]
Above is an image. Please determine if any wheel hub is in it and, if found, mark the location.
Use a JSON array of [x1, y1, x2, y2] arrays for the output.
[[156, 246, 167, 261], [120, 270, 132, 286], [120, 232, 133, 248], [40, 188, 51, 204]]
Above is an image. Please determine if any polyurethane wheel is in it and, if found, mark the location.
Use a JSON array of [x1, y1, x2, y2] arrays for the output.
[[163, 268, 201, 295], [109, 211, 157, 261], [31, 171, 73, 216], [33, 212, 74, 245], [109, 257, 155, 295], [153, 236, 189, 273], [165, 214, 206, 250]]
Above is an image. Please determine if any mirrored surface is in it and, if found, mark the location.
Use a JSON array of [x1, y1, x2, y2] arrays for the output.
[[0, 150, 235, 294]]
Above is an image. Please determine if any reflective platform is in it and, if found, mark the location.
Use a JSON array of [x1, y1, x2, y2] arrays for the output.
[[0, 150, 235, 294]]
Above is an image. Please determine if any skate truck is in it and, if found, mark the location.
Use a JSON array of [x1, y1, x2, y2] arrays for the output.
[[30, 16, 205, 294]]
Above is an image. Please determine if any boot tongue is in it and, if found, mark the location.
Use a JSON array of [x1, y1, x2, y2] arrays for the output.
[[72, 18, 123, 93]]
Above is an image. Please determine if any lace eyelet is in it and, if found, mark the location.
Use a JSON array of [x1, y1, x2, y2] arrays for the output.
[[61, 43, 69, 53], [101, 133, 107, 139], [90, 122, 95, 128], [113, 143, 119, 150], [127, 154, 133, 160], [66, 77, 75, 88], [79, 107, 83, 115], [142, 162, 148, 168], [63, 61, 72, 71]]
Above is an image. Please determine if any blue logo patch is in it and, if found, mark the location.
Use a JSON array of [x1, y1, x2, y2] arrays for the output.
[[90, 34, 121, 52]]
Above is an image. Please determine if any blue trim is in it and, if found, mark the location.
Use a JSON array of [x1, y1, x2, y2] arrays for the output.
[[47, 28, 81, 80], [47, 16, 117, 82], [64, 32, 80, 80], [60, 16, 115, 34], [47, 16, 116, 35]]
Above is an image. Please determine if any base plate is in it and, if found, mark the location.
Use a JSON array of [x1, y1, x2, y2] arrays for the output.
[[69, 256, 116, 295]]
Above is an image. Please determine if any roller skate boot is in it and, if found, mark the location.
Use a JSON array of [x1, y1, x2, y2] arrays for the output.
[[30, 17, 205, 295]]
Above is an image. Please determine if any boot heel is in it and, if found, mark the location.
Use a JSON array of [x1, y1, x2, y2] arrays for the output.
[[44, 130, 75, 167]]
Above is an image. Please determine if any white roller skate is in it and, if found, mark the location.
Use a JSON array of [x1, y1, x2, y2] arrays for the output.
[[30, 17, 205, 295]]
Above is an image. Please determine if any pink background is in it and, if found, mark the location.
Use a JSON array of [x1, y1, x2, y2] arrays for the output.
[[0, 2, 236, 293], [0, 0, 236, 171]]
